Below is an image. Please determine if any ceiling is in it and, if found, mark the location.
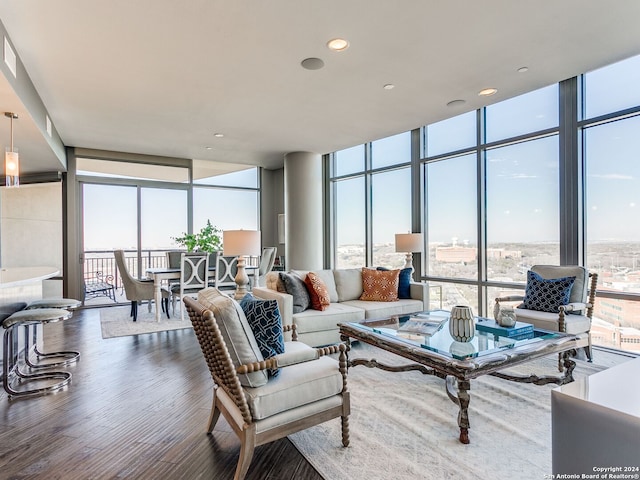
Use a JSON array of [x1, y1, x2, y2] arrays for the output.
[[1, 1, 640, 174]]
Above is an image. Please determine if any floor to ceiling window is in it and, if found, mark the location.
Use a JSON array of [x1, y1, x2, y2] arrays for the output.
[[331, 132, 412, 269], [77, 156, 259, 306], [582, 55, 640, 351], [328, 53, 640, 354]]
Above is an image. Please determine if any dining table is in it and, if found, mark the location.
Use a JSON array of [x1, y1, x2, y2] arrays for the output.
[[145, 265, 257, 322]]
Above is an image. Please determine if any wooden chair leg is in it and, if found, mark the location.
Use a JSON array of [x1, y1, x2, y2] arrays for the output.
[[206, 389, 221, 433], [585, 333, 593, 362], [235, 430, 256, 480], [132, 301, 138, 322], [341, 415, 350, 447]]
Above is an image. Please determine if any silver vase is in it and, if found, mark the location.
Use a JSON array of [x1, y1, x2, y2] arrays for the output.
[[449, 305, 475, 342]]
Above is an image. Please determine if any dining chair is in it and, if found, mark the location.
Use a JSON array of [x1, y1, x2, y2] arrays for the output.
[[114, 250, 169, 321], [169, 252, 210, 321], [214, 254, 238, 294], [251, 247, 277, 288]]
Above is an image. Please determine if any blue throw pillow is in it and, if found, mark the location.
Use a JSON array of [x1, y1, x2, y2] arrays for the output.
[[377, 267, 412, 299], [522, 270, 576, 313], [239, 293, 285, 377], [398, 267, 412, 299]]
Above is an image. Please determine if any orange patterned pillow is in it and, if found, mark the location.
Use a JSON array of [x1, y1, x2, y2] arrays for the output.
[[305, 272, 331, 311], [359, 268, 400, 302]]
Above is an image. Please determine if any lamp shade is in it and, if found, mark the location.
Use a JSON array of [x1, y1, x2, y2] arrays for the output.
[[395, 233, 422, 253], [223, 230, 261, 257]]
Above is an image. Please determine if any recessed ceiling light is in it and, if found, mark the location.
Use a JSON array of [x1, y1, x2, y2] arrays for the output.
[[327, 38, 349, 51], [383, 84, 395, 90], [517, 66, 529, 73], [446, 99, 466, 107], [213, 133, 224, 138], [301, 57, 325, 70], [205, 146, 213, 150], [478, 88, 498, 97]]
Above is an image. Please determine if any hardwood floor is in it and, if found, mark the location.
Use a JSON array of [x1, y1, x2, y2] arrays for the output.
[[0, 307, 324, 479]]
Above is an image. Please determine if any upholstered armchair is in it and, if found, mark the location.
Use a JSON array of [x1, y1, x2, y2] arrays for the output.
[[495, 265, 598, 361], [184, 289, 350, 480]]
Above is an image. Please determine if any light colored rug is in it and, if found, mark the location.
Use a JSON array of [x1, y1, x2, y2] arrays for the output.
[[99, 305, 193, 339], [290, 343, 632, 480]]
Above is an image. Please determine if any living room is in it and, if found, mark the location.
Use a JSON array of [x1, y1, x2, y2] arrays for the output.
[[1, 2, 640, 479]]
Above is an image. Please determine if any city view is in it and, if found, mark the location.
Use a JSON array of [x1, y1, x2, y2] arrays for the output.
[[336, 240, 640, 353]]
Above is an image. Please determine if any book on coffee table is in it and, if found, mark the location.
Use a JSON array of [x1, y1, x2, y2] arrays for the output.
[[398, 311, 448, 336], [475, 318, 534, 337]]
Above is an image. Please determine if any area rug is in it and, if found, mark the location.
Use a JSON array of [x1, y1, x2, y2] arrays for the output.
[[289, 343, 633, 480], [99, 305, 193, 339]]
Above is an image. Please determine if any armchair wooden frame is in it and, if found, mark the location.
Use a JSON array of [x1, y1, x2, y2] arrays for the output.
[[495, 271, 598, 362], [183, 296, 350, 480]]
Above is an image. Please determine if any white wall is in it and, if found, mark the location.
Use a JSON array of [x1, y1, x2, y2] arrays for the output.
[[1, 182, 63, 296]]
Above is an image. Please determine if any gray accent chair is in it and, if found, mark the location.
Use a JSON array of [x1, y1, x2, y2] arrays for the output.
[[114, 249, 169, 321]]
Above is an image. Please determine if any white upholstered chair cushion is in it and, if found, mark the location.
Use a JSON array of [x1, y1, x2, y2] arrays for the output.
[[243, 355, 343, 420], [197, 287, 268, 387], [514, 308, 591, 334]]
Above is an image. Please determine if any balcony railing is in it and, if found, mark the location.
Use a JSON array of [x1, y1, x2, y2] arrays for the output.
[[82, 249, 259, 305]]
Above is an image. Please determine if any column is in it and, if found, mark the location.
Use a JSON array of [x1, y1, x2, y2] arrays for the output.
[[284, 152, 323, 270]]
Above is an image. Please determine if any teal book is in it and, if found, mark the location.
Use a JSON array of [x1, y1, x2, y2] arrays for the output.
[[475, 317, 534, 337]]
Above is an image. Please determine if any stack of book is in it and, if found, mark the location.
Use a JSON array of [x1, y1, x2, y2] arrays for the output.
[[475, 317, 534, 340]]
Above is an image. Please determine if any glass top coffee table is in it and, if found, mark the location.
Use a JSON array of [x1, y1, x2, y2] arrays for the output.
[[339, 310, 580, 444]]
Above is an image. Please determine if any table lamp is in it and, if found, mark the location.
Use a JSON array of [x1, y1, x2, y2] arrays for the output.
[[223, 230, 261, 300], [395, 233, 422, 270]]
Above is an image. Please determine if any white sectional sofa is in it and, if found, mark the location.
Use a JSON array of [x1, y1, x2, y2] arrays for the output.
[[253, 268, 427, 347]]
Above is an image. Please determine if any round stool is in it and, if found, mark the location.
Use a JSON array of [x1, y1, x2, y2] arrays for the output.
[[24, 298, 81, 370], [26, 298, 81, 310], [2, 308, 75, 398]]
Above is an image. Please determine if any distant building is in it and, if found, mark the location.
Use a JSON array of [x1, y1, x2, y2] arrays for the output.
[[435, 246, 477, 263], [486, 248, 522, 259]]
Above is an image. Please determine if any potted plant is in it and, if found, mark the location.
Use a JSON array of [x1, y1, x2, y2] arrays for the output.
[[173, 220, 223, 253]]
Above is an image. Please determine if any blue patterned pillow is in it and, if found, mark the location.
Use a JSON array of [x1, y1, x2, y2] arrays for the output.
[[239, 293, 285, 377], [522, 270, 576, 313]]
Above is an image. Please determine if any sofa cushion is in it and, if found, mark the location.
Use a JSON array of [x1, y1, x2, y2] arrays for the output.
[[360, 268, 400, 302], [304, 272, 331, 311], [342, 298, 424, 319], [279, 271, 310, 313], [293, 269, 338, 303], [265, 271, 286, 293], [379, 266, 413, 299], [198, 287, 268, 388], [398, 268, 413, 299], [333, 268, 364, 302], [239, 293, 285, 378], [243, 356, 343, 420], [293, 303, 365, 334], [522, 270, 576, 313]]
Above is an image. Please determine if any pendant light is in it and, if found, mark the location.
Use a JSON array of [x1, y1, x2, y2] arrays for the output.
[[4, 112, 19, 187]]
